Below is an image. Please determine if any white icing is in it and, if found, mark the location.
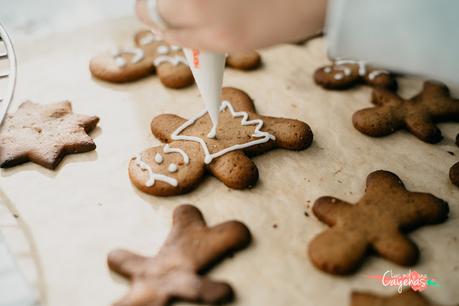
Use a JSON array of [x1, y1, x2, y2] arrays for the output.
[[163, 144, 190, 165], [139, 32, 158, 46], [334, 59, 388, 79], [154, 55, 188, 66], [157, 45, 169, 55], [368, 70, 388, 80], [334, 74, 344, 80], [324, 67, 332, 73], [170, 100, 276, 165], [154, 153, 163, 164], [207, 125, 217, 139], [133, 154, 178, 187], [171, 45, 181, 51], [168, 163, 178, 173], [111, 48, 144, 68]]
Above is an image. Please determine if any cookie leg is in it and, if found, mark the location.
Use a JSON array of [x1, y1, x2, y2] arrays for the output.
[[405, 114, 442, 143], [371, 232, 419, 266], [308, 228, 369, 275], [208, 151, 259, 189]]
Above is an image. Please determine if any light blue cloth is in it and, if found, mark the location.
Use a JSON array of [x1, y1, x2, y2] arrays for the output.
[[326, 0, 459, 93]]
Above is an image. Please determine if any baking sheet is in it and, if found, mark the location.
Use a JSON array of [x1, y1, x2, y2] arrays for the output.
[[0, 16, 458, 306]]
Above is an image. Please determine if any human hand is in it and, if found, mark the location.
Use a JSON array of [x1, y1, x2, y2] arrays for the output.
[[136, 0, 327, 52]]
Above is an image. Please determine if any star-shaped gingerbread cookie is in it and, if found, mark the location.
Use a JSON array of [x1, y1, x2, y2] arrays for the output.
[[0, 101, 99, 169], [351, 290, 449, 306], [314, 59, 397, 90], [108, 204, 251, 306], [90, 30, 261, 89], [129, 87, 313, 196], [308, 170, 449, 275], [353, 81, 459, 143]]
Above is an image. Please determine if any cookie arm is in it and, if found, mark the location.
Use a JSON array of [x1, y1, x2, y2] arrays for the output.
[[263, 117, 313, 150], [208, 151, 259, 189], [107, 249, 148, 279], [312, 196, 352, 226], [405, 113, 442, 143], [151, 114, 187, 143]]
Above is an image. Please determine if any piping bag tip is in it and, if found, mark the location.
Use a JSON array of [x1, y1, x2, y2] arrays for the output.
[[183, 49, 226, 139]]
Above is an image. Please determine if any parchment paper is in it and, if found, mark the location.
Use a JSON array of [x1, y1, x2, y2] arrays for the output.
[[0, 16, 458, 306]]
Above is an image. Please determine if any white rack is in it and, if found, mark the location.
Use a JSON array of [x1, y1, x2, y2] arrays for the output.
[[0, 22, 17, 125]]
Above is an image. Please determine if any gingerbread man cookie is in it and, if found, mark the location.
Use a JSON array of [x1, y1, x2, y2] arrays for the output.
[[353, 81, 459, 143], [308, 170, 449, 275], [129, 87, 313, 196], [314, 59, 397, 90], [108, 204, 251, 306], [90, 30, 262, 89], [351, 290, 449, 306], [0, 101, 99, 169]]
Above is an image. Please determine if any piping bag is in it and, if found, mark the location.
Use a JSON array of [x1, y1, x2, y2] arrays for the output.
[[183, 50, 226, 139], [137, 0, 226, 138]]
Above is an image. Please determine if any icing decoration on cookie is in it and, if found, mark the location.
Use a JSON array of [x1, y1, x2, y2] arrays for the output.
[[163, 144, 190, 164], [138, 31, 158, 46], [168, 163, 178, 173], [154, 153, 163, 164], [314, 59, 397, 91], [111, 48, 144, 68], [157, 45, 169, 55], [171, 100, 276, 164], [134, 154, 178, 187], [331, 59, 388, 80], [154, 55, 188, 67]]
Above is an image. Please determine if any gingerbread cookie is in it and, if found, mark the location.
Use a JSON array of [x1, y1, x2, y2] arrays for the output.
[[129, 87, 313, 196], [0, 101, 99, 169], [308, 170, 449, 275], [353, 81, 459, 143], [108, 204, 251, 306], [90, 30, 262, 88], [351, 290, 447, 306], [226, 50, 261, 70], [314, 60, 397, 90]]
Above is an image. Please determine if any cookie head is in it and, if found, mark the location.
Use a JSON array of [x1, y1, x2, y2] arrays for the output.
[[314, 60, 397, 90], [129, 143, 206, 196], [89, 48, 154, 83]]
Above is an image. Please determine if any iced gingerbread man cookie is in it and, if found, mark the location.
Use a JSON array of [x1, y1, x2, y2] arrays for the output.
[[129, 87, 313, 196], [90, 30, 261, 89], [308, 170, 449, 275], [108, 204, 251, 306], [314, 59, 397, 90]]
